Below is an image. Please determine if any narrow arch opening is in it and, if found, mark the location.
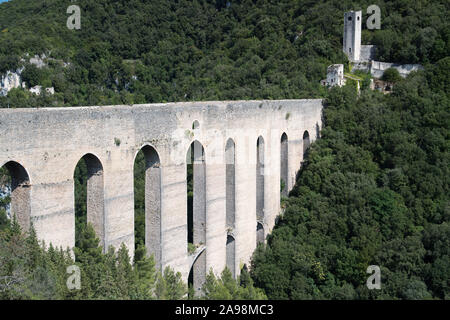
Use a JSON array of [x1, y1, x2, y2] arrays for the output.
[[280, 133, 288, 197], [226, 235, 236, 278], [186, 140, 206, 296], [134, 145, 161, 267], [225, 139, 235, 229], [256, 136, 265, 224], [74, 154, 105, 249], [256, 222, 264, 245], [0, 161, 30, 231], [303, 130, 310, 156]]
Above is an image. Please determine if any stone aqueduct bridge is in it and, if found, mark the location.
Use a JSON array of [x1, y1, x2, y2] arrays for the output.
[[0, 99, 323, 292]]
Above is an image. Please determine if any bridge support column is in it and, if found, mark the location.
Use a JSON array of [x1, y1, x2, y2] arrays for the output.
[[264, 132, 281, 235], [234, 135, 257, 275], [205, 160, 226, 277], [102, 151, 135, 257], [160, 163, 189, 280], [31, 180, 75, 251]]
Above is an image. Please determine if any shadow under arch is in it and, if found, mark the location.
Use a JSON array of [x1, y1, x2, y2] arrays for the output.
[[256, 222, 265, 245], [73, 153, 105, 249], [133, 144, 162, 268], [186, 140, 206, 296], [1, 161, 31, 231], [226, 234, 236, 278], [256, 136, 265, 223], [225, 138, 235, 229], [280, 132, 288, 197], [303, 130, 310, 155]]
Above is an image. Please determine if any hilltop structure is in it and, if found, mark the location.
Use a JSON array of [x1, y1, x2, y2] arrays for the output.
[[342, 10, 422, 78], [343, 11, 362, 62], [321, 64, 345, 87]]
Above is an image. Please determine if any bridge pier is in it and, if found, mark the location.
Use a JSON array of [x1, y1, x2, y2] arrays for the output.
[[0, 99, 323, 288]]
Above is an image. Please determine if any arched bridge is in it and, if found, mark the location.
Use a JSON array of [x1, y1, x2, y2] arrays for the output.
[[0, 99, 323, 293]]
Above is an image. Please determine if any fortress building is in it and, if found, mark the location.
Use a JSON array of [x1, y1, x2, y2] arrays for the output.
[[326, 64, 345, 87]]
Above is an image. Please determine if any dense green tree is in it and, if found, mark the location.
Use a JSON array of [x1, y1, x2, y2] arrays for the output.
[[251, 61, 449, 300], [201, 268, 267, 300], [382, 68, 402, 83]]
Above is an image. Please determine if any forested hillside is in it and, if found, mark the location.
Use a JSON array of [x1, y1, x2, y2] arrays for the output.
[[0, 0, 449, 300], [251, 58, 449, 299], [0, 0, 448, 107]]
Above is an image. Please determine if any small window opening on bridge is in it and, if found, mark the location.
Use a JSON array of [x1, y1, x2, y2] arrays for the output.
[[192, 120, 200, 130]]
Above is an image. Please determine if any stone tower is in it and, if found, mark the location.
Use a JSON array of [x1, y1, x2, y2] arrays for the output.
[[343, 10, 362, 62]]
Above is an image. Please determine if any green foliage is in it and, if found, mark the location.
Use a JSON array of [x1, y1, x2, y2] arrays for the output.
[[0, 221, 189, 299], [280, 179, 286, 194], [0, 0, 448, 301], [251, 62, 449, 300], [21, 64, 47, 87], [188, 243, 196, 255], [155, 267, 187, 300], [200, 268, 267, 300], [0, 55, 20, 74], [0, 196, 256, 300], [0, 0, 447, 108], [382, 68, 402, 83], [0, 0, 351, 108], [133, 150, 146, 249]]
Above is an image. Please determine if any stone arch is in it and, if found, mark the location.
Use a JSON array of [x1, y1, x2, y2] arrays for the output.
[[133, 145, 162, 268], [256, 222, 264, 245], [186, 140, 206, 296], [0, 161, 31, 231], [74, 153, 105, 248], [226, 234, 236, 278], [303, 130, 310, 155], [280, 133, 288, 197], [256, 136, 265, 224], [225, 138, 235, 229]]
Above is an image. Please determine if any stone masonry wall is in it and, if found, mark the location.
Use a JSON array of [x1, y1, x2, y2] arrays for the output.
[[0, 99, 323, 281]]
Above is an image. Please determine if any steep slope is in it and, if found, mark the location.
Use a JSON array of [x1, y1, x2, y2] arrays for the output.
[[0, 0, 447, 108]]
